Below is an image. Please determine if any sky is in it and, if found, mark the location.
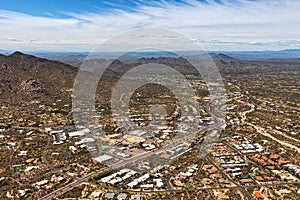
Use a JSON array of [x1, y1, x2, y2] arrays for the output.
[[0, 0, 300, 52]]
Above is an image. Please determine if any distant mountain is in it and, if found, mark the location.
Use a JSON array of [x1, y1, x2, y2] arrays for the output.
[[0, 49, 12, 55], [36, 52, 88, 66], [208, 53, 239, 62], [28, 51, 241, 65], [225, 49, 300, 60]]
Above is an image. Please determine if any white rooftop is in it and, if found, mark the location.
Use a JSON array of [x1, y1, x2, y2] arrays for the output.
[[95, 154, 113, 163]]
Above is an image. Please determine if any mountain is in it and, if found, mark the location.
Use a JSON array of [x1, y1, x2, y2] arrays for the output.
[[209, 53, 239, 63], [225, 49, 300, 60], [0, 51, 77, 103], [0, 51, 240, 105], [0, 49, 11, 55]]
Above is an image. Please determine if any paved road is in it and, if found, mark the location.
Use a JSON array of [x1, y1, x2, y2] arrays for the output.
[[38, 167, 109, 200]]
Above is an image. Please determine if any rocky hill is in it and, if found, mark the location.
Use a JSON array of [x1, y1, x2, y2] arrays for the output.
[[0, 52, 77, 103]]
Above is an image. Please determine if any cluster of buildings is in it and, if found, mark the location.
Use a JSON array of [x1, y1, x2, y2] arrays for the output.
[[201, 165, 229, 186], [250, 154, 290, 167], [100, 168, 137, 185], [32, 174, 65, 190], [127, 173, 150, 188], [231, 135, 264, 153], [215, 134, 300, 187], [98, 166, 166, 190], [102, 192, 141, 200], [173, 164, 199, 187], [210, 140, 270, 185], [90, 190, 141, 200], [218, 155, 247, 178]]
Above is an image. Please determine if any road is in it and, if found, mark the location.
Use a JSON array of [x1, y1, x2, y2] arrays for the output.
[[236, 97, 300, 153], [38, 167, 109, 200]]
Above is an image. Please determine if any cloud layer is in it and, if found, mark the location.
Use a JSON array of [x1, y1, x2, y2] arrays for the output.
[[1, 0, 300, 51]]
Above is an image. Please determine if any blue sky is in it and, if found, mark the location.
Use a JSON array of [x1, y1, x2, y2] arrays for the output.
[[0, 0, 300, 52], [0, 0, 146, 17]]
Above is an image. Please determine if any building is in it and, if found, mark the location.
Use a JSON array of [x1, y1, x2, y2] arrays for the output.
[[254, 176, 264, 181], [240, 179, 253, 184], [69, 146, 77, 154], [253, 191, 264, 199], [90, 190, 102, 198], [105, 192, 115, 200], [153, 178, 164, 188], [117, 193, 127, 200], [127, 174, 150, 188], [129, 130, 147, 137], [68, 128, 90, 138], [94, 154, 113, 163], [140, 184, 153, 189], [131, 194, 141, 200]]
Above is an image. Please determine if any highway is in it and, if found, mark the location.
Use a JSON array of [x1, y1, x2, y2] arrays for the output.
[[38, 168, 108, 200]]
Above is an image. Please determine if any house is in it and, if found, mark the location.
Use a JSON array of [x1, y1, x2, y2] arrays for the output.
[[278, 158, 290, 165], [109, 177, 122, 184], [105, 192, 115, 200], [68, 129, 89, 138], [24, 166, 39, 172], [69, 146, 77, 154], [264, 176, 273, 181], [18, 190, 26, 197], [211, 173, 223, 179], [277, 189, 291, 195], [52, 176, 64, 184], [173, 180, 184, 187], [232, 172, 242, 177], [253, 191, 264, 199], [142, 143, 156, 150], [18, 151, 27, 156], [117, 193, 127, 200], [35, 180, 49, 188], [140, 184, 153, 189], [129, 130, 147, 137], [207, 167, 218, 174], [240, 179, 253, 183], [270, 154, 280, 160], [131, 194, 141, 200], [153, 179, 164, 188], [254, 176, 264, 181], [177, 173, 186, 180], [90, 190, 102, 198]]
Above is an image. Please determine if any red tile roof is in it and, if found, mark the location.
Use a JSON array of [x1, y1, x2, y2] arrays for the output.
[[253, 191, 264, 199]]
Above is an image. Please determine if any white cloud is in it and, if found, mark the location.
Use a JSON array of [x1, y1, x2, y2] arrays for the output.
[[0, 0, 300, 51]]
